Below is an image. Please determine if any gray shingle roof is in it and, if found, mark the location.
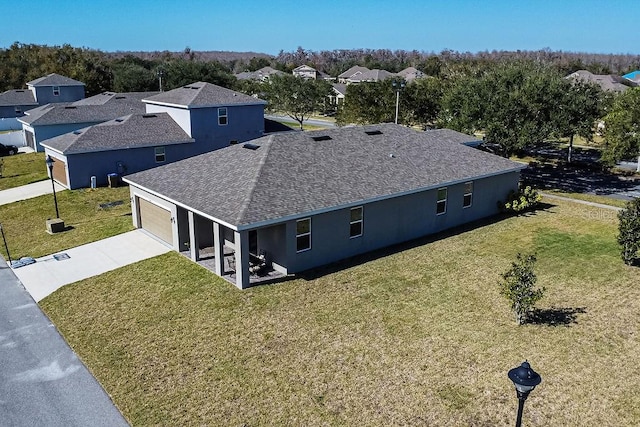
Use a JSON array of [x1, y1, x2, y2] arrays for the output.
[[235, 67, 284, 80], [348, 69, 395, 82], [143, 82, 266, 108], [566, 70, 638, 92], [125, 124, 524, 228], [0, 89, 37, 107], [338, 66, 370, 79], [19, 92, 155, 126], [42, 113, 194, 154], [26, 73, 85, 87]]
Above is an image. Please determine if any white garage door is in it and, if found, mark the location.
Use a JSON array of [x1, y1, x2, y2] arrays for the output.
[[138, 198, 172, 244]]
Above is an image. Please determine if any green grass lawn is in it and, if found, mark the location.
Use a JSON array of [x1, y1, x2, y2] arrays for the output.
[[40, 199, 640, 426], [0, 152, 49, 190], [0, 186, 134, 259], [543, 191, 628, 208]]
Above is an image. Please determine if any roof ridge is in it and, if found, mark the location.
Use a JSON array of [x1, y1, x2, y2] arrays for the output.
[[235, 135, 274, 224]]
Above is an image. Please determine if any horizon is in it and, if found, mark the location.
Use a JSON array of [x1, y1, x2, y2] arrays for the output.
[[1, 0, 639, 57]]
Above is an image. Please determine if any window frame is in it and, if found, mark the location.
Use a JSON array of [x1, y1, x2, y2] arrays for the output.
[[14, 106, 22, 114], [218, 107, 228, 126], [436, 187, 447, 215], [154, 146, 166, 163], [52, 86, 60, 96], [349, 206, 363, 238], [463, 181, 473, 208], [296, 218, 311, 253]]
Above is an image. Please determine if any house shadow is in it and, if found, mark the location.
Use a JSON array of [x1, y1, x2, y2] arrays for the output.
[[527, 306, 587, 326], [298, 210, 548, 282]]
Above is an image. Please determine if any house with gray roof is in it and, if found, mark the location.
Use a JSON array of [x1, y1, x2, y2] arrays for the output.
[[123, 123, 525, 289], [41, 82, 266, 189], [235, 66, 285, 81], [346, 69, 395, 84], [19, 91, 155, 151], [566, 70, 637, 92], [338, 66, 370, 83]]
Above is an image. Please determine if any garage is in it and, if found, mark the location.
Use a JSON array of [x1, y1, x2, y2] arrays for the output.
[[25, 130, 35, 150], [51, 157, 68, 186], [138, 198, 172, 244]]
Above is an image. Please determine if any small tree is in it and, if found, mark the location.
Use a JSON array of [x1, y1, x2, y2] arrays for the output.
[[617, 198, 640, 265], [499, 253, 545, 325]]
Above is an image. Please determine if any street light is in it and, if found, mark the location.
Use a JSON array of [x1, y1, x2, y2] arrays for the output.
[[392, 80, 405, 125], [45, 155, 60, 218], [0, 223, 12, 265], [508, 361, 542, 427], [157, 69, 164, 92]]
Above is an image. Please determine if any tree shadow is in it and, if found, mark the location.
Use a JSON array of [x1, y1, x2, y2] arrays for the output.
[[527, 306, 587, 326]]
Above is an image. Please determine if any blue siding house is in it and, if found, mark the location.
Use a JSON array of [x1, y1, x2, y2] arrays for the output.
[[124, 124, 526, 290], [42, 82, 266, 189]]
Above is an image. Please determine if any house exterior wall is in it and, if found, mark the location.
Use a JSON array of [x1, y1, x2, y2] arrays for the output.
[[56, 142, 197, 189], [26, 122, 102, 152], [145, 104, 192, 136], [279, 171, 520, 274], [31, 85, 85, 105], [0, 105, 37, 119]]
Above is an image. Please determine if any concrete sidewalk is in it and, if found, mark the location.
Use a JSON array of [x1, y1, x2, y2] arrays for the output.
[[0, 257, 130, 426], [0, 180, 66, 206], [12, 230, 171, 302]]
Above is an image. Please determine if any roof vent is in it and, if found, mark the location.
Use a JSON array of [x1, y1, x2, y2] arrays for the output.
[[64, 106, 77, 109], [115, 96, 126, 99], [365, 130, 383, 136], [16, 90, 24, 92], [311, 135, 332, 141], [73, 130, 82, 135], [243, 143, 260, 150], [115, 118, 124, 123], [142, 114, 157, 118]]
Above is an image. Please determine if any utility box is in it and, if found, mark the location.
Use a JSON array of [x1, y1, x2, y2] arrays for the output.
[[46, 218, 65, 234], [107, 173, 120, 188]]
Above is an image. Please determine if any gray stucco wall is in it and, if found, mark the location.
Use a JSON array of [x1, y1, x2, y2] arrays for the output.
[[32, 85, 85, 105], [276, 171, 520, 274], [61, 142, 198, 189]]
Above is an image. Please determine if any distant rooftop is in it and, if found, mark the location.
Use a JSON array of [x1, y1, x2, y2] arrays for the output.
[[143, 82, 266, 108], [26, 73, 85, 87]]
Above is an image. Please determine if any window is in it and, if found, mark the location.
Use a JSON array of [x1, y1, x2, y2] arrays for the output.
[[154, 147, 166, 163], [52, 86, 60, 96], [350, 206, 363, 238], [218, 107, 228, 125], [14, 106, 22, 114], [296, 218, 311, 252], [463, 182, 473, 208], [436, 187, 447, 215]]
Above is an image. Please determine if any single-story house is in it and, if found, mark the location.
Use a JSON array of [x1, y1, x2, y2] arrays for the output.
[[329, 83, 347, 106], [346, 69, 395, 84], [124, 123, 526, 290], [19, 91, 155, 151], [42, 82, 266, 189], [235, 66, 285, 81], [566, 70, 638, 92], [396, 66, 425, 82], [337, 66, 370, 83]]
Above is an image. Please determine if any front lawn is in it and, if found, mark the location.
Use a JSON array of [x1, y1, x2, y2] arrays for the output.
[[40, 199, 640, 426], [0, 186, 134, 259], [0, 152, 49, 190]]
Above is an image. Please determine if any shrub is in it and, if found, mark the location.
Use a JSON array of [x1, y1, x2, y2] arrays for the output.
[[498, 253, 545, 325], [617, 198, 640, 265], [499, 185, 542, 213]]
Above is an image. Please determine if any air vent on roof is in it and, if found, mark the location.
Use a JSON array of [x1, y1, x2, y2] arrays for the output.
[[73, 130, 82, 135], [64, 106, 77, 109], [16, 90, 24, 92], [142, 114, 157, 118], [365, 130, 383, 136], [311, 135, 332, 141], [115, 96, 125, 99], [243, 143, 260, 150], [115, 118, 124, 122]]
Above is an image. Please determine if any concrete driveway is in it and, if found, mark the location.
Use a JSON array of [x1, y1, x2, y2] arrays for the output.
[[12, 230, 171, 302]]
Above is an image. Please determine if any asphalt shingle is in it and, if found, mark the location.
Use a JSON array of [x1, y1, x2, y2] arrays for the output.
[[125, 124, 524, 228], [26, 73, 85, 87], [143, 82, 266, 108], [0, 89, 37, 107]]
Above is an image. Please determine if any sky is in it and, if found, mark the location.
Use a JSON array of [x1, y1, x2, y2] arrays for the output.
[[2, 0, 639, 55]]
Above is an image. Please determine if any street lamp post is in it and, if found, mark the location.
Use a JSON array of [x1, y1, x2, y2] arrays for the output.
[[392, 80, 405, 124], [45, 155, 60, 218], [508, 361, 542, 427], [0, 223, 12, 265], [157, 69, 164, 92]]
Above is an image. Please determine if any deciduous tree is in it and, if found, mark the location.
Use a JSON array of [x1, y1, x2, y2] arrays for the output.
[[499, 253, 545, 325], [618, 198, 640, 265], [266, 74, 332, 130], [601, 88, 640, 168]]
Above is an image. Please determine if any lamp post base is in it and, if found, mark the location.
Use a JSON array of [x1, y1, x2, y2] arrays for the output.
[[46, 218, 65, 234]]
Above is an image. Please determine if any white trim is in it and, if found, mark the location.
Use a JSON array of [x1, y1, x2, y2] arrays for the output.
[[463, 181, 473, 208], [141, 100, 267, 109], [436, 187, 447, 215], [349, 206, 363, 238], [154, 146, 166, 163], [218, 107, 228, 126], [296, 217, 312, 253]]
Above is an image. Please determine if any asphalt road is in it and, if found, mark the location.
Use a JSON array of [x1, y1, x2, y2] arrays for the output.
[[0, 257, 129, 427]]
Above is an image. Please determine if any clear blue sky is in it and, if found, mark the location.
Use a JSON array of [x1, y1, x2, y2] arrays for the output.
[[2, 0, 638, 55]]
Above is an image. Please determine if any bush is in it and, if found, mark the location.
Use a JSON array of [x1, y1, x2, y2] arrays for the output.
[[617, 198, 640, 265], [499, 186, 542, 213], [498, 253, 545, 325]]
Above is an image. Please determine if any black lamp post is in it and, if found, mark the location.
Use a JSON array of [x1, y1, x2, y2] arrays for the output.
[[508, 361, 542, 427], [0, 223, 11, 265], [45, 155, 60, 218], [392, 80, 405, 124]]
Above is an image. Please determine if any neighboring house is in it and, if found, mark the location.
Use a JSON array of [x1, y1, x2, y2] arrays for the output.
[[346, 69, 395, 83], [338, 66, 370, 83], [235, 66, 285, 81], [42, 82, 266, 189], [566, 70, 638, 92], [292, 65, 318, 79], [19, 91, 155, 152], [123, 123, 525, 289], [396, 66, 425, 82], [329, 83, 347, 106], [0, 73, 85, 130], [623, 70, 640, 84]]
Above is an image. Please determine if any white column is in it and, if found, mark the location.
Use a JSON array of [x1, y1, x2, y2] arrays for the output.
[[234, 229, 250, 289], [213, 222, 224, 276], [188, 211, 199, 261]]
